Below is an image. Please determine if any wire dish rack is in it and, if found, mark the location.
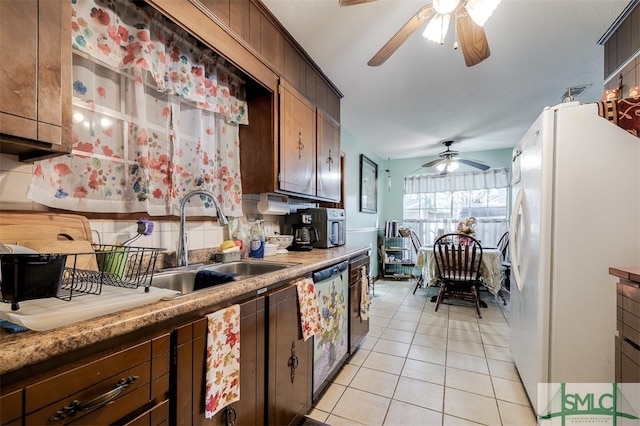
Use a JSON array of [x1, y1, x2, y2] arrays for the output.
[[1, 245, 164, 310], [59, 245, 164, 299]]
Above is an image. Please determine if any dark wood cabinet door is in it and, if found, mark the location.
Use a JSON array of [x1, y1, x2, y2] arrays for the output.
[[0, 0, 71, 159], [174, 296, 265, 426], [317, 110, 341, 202], [267, 284, 312, 426], [279, 80, 317, 197]]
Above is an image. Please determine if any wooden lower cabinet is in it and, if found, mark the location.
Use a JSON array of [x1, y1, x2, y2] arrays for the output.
[[614, 270, 640, 383], [173, 296, 266, 426], [172, 283, 312, 426], [267, 284, 312, 426], [0, 333, 171, 426]]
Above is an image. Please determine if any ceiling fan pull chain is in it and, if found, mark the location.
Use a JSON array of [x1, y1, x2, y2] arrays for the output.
[[453, 12, 459, 50]]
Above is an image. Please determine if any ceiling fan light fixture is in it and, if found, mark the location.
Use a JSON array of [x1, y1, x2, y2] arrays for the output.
[[436, 161, 459, 172], [423, 13, 451, 44], [465, 0, 501, 27], [432, 0, 459, 14]]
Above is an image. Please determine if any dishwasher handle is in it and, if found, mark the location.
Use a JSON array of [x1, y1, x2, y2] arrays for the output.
[[313, 260, 348, 282]]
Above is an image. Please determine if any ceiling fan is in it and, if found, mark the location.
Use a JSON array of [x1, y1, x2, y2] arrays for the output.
[[339, 0, 501, 67], [422, 141, 490, 174]]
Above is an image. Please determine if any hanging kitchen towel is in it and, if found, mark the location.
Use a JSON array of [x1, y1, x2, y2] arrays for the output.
[[294, 278, 324, 341], [360, 266, 371, 321], [205, 305, 240, 419]]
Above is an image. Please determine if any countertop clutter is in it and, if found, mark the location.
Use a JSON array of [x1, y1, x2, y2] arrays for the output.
[[0, 245, 369, 376]]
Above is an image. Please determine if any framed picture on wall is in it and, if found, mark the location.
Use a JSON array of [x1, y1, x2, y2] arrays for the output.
[[360, 154, 378, 214]]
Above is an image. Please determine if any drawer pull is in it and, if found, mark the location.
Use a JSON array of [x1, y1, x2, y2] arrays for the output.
[[49, 375, 139, 421], [624, 337, 640, 351]]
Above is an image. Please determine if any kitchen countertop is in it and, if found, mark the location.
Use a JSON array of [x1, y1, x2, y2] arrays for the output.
[[609, 266, 640, 283], [0, 245, 370, 375]]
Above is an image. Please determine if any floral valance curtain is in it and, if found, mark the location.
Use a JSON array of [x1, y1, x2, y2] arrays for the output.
[[403, 168, 510, 246], [27, 0, 247, 217], [404, 168, 509, 194]]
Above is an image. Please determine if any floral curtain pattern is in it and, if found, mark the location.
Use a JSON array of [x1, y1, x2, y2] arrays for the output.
[[27, 0, 247, 216]]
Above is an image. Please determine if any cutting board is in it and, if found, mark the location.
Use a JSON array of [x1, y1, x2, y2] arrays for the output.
[[0, 212, 93, 243], [0, 286, 180, 331], [15, 240, 99, 271]]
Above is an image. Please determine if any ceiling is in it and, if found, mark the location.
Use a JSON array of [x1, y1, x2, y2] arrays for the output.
[[261, 0, 631, 160]]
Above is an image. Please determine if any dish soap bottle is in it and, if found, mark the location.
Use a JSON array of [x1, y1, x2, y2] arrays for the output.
[[230, 218, 250, 259], [249, 220, 265, 258]]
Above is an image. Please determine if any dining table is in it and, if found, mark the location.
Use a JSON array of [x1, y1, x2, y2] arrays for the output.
[[416, 246, 503, 296]]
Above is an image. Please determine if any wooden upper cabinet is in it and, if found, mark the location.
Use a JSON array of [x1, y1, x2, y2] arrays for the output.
[[279, 81, 317, 197], [0, 0, 72, 161], [317, 110, 341, 201]]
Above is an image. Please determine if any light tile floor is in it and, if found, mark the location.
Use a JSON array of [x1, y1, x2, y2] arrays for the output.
[[306, 279, 537, 426]]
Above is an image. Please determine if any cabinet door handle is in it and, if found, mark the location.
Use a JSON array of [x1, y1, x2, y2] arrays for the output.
[[224, 405, 237, 426], [298, 131, 304, 159], [49, 375, 139, 421], [624, 337, 640, 351], [327, 149, 334, 171], [289, 340, 299, 383]]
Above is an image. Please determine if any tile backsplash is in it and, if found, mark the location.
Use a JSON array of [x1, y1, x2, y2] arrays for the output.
[[0, 153, 284, 253]]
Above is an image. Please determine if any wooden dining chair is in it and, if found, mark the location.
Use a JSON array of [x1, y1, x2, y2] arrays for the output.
[[433, 233, 484, 318], [409, 229, 426, 294]]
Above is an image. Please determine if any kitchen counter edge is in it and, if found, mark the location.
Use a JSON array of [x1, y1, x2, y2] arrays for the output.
[[0, 245, 370, 375]]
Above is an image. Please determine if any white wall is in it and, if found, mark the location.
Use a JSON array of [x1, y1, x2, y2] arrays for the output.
[[340, 127, 385, 277]]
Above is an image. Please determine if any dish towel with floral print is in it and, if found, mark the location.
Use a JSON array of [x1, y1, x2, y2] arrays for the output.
[[360, 266, 371, 321], [294, 278, 324, 341], [205, 304, 240, 419]]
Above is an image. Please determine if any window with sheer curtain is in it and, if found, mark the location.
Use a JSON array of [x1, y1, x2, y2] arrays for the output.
[[403, 168, 510, 246], [27, 0, 247, 218]]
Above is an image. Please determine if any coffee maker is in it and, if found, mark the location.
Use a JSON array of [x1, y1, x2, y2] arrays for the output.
[[288, 213, 319, 251]]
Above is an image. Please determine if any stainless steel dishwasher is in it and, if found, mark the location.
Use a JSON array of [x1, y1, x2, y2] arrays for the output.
[[312, 260, 349, 400]]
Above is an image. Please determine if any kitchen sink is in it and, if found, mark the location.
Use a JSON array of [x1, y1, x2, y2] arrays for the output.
[[203, 260, 298, 277], [151, 268, 200, 294], [151, 260, 299, 294]]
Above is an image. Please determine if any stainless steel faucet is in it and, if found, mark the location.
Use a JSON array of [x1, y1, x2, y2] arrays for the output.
[[177, 189, 229, 267]]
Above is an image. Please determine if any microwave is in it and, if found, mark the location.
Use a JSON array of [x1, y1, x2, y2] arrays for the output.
[[302, 208, 346, 249]]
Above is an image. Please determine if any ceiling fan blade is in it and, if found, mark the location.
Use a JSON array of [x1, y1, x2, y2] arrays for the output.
[[440, 164, 449, 175], [339, 0, 377, 6], [422, 158, 445, 168], [458, 158, 490, 170], [455, 7, 490, 67], [367, 4, 433, 67]]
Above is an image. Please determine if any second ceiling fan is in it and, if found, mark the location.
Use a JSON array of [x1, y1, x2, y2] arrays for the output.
[[423, 141, 490, 174], [340, 0, 501, 67]]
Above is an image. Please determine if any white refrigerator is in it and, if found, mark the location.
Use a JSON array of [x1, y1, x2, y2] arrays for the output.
[[509, 101, 640, 413]]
